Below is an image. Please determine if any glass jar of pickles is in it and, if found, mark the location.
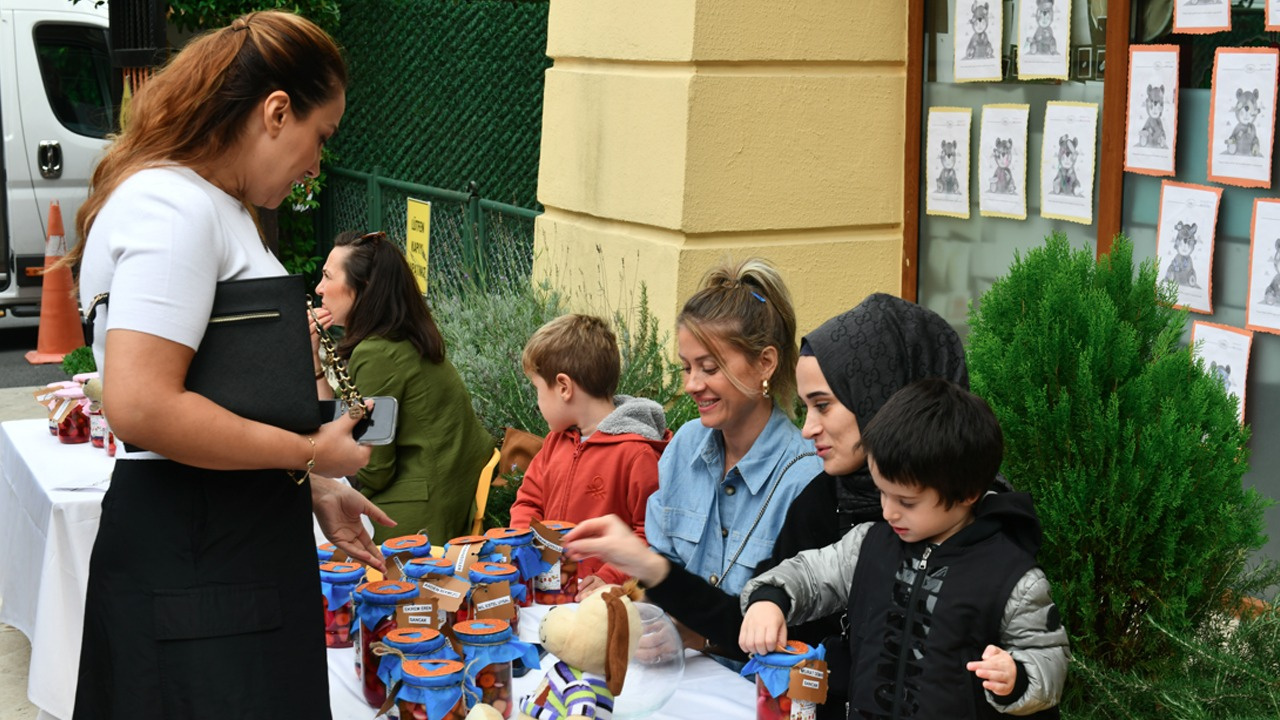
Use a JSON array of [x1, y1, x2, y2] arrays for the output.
[[533, 520, 579, 605], [453, 619, 542, 718], [375, 627, 460, 694], [53, 387, 90, 444], [319, 561, 364, 648], [742, 639, 826, 720], [483, 527, 544, 602], [461, 562, 523, 635], [403, 557, 460, 630], [354, 579, 420, 707], [395, 659, 468, 720]]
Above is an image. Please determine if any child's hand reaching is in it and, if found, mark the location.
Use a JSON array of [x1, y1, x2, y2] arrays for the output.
[[739, 601, 787, 656], [966, 644, 1017, 696]]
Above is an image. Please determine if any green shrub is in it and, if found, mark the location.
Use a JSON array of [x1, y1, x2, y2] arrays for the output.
[[966, 234, 1269, 713], [61, 345, 96, 377]]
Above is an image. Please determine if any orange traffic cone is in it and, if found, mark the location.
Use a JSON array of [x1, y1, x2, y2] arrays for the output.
[[25, 201, 82, 364]]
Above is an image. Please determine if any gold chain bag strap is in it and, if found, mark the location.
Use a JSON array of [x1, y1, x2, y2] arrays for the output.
[[307, 297, 367, 421]]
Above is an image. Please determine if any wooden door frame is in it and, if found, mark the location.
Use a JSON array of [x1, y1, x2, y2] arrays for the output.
[[902, 0, 1133, 303]]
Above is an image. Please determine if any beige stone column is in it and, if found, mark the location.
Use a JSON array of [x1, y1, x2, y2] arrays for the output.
[[533, 0, 908, 337]]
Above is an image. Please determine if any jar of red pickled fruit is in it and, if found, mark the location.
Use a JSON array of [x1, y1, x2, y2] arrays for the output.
[[453, 619, 542, 718], [105, 428, 116, 457], [319, 561, 364, 648], [403, 558, 459, 629], [461, 562, 522, 634], [40, 381, 75, 435], [375, 627, 460, 694], [354, 579, 420, 707], [53, 387, 90, 445], [532, 520, 579, 605], [395, 659, 468, 720], [742, 639, 826, 720], [483, 527, 544, 600]]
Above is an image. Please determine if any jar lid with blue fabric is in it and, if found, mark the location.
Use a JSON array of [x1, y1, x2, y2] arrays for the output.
[[356, 580, 421, 707], [396, 659, 469, 720], [317, 542, 337, 562], [742, 640, 827, 720], [375, 627, 460, 690], [484, 527, 551, 583], [404, 557, 456, 581], [467, 562, 526, 606], [383, 534, 432, 558]]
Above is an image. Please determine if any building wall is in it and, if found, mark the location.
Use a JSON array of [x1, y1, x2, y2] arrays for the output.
[[533, 0, 909, 337]]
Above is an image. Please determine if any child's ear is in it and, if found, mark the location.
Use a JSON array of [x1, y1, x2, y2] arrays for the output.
[[554, 372, 575, 400]]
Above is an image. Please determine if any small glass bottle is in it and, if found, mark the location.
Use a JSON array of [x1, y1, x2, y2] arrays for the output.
[[319, 560, 364, 648], [53, 387, 90, 445], [453, 619, 542, 718], [86, 401, 106, 448], [105, 428, 116, 456], [376, 627, 460, 694], [461, 562, 523, 635], [746, 640, 823, 720], [354, 579, 420, 708], [396, 659, 468, 720], [483, 527, 542, 602], [533, 520, 579, 605]]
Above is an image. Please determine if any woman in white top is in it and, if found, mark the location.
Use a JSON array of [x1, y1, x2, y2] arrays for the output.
[[69, 12, 386, 718]]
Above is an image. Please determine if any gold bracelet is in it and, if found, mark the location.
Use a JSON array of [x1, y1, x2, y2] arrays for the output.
[[286, 434, 316, 486]]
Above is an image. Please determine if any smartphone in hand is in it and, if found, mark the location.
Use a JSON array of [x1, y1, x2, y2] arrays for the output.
[[319, 397, 398, 446]]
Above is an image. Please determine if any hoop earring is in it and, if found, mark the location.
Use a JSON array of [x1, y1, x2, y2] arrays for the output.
[[761, 378, 770, 397]]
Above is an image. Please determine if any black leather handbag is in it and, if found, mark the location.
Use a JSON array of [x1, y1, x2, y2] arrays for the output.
[[83, 274, 323, 434]]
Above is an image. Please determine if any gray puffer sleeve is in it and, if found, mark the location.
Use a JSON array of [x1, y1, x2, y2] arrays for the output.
[[739, 522, 874, 624], [988, 568, 1071, 715]]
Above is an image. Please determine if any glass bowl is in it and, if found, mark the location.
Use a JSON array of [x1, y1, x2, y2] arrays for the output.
[[614, 602, 686, 719]]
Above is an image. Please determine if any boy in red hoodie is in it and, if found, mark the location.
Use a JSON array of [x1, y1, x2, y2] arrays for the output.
[[510, 314, 671, 593]]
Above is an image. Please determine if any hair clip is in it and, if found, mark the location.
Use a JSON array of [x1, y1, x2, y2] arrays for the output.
[[750, 291, 767, 303]]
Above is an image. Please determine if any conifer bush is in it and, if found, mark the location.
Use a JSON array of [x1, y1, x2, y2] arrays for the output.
[[966, 234, 1268, 709]]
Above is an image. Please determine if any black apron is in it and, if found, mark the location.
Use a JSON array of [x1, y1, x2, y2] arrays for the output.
[[73, 459, 331, 719]]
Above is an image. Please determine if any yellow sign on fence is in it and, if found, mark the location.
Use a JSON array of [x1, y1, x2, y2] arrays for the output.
[[406, 198, 431, 293]]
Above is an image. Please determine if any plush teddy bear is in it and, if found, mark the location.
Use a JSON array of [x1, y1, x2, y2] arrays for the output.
[[466, 585, 641, 720]]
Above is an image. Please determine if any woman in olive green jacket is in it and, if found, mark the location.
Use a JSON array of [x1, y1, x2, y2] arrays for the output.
[[313, 230, 494, 543]]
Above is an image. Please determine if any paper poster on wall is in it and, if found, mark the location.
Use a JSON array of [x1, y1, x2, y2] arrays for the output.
[[1156, 180, 1222, 314], [1207, 47, 1279, 189], [1246, 198, 1280, 335], [1270, 0, 1280, 31], [1040, 101, 1097, 225], [405, 197, 432, 294], [925, 107, 972, 219], [1191, 321, 1253, 425], [1124, 45, 1179, 176], [955, 1, 1003, 82], [978, 104, 1030, 219], [1017, 0, 1070, 80], [1173, 0, 1231, 34]]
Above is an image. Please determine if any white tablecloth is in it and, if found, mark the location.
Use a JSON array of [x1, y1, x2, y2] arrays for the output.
[[0, 419, 113, 720], [0, 418, 754, 719]]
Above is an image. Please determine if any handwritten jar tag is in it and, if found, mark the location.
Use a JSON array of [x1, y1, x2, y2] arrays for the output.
[[395, 589, 440, 630], [472, 581, 515, 621], [420, 574, 470, 613], [788, 659, 829, 705], [529, 520, 565, 565]]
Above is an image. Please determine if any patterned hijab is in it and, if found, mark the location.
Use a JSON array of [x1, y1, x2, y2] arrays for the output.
[[803, 293, 969, 434]]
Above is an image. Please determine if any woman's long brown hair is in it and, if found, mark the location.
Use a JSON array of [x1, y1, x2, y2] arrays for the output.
[[65, 10, 346, 268]]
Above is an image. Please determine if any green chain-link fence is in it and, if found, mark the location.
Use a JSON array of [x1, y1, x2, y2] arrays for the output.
[[331, 0, 550, 209]]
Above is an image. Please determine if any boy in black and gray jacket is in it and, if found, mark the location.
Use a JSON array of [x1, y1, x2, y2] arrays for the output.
[[740, 378, 1069, 718]]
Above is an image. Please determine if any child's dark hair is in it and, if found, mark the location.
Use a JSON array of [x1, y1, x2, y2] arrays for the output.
[[332, 230, 445, 363], [858, 377, 1003, 508], [522, 314, 620, 399]]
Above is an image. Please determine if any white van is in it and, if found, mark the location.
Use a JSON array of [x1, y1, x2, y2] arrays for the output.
[[0, 0, 117, 316]]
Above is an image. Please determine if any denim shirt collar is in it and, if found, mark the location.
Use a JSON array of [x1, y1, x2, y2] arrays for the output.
[[693, 405, 802, 494]]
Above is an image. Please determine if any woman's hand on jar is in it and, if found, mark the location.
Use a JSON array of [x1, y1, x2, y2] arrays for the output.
[[311, 475, 394, 572], [564, 515, 670, 588], [310, 403, 372, 478]]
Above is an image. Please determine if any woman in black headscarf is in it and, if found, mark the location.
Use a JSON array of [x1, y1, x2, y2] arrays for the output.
[[569, 294, 991, 717]]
